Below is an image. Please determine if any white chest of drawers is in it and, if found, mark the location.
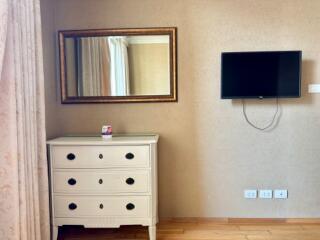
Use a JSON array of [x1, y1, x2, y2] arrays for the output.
[[47, 135, 159, 240]]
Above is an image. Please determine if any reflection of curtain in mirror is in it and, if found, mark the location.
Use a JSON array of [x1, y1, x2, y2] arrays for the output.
[[77, 37, 111, 96], [108, 37, 130, 96]]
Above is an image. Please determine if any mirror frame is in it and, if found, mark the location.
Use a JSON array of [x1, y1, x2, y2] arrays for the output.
[[58, 27, 177, 103]]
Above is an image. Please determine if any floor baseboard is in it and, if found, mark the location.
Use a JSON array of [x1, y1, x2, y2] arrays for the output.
[[159, 217, 320, 224]]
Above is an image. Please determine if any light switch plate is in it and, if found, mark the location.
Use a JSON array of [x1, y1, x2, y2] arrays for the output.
[[244, 190, 257, 199], [259, 190, 273, 199]]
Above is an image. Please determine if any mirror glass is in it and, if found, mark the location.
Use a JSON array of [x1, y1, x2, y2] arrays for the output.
[[59, 28, 177, 103]]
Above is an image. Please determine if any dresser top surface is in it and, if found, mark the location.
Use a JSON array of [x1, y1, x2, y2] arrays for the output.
[[47, 134, 159, 145]]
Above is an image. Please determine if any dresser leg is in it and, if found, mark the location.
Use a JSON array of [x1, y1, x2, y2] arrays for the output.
[[52, 226, 58, 240], [148, 225, 156, 240]]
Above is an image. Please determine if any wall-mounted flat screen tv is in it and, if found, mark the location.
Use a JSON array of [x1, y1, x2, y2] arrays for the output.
[[221, 51, 302, 99]]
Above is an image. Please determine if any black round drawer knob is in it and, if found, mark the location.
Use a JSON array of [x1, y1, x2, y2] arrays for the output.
[[126, 203, 135, 210], [99, 154, 103, 159], [67, 153, 76, 160], [126, 178, 135, 185], [125, 153, 134, 160], [98, 179, 103, 184], [68, 203, 77, 210], [68, 178, 77, 185], [99, 204, 104, 209]]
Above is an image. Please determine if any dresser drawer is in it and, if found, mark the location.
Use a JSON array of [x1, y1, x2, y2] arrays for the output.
[[51, 145, 150, 169], [54, 196, 150, 218], [53, 170, 150, 194]]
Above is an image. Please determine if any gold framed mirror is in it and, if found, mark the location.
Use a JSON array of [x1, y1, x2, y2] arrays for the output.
[[58, 27, 177, 103]]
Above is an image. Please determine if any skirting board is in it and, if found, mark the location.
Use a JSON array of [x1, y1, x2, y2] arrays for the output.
[[159, 217, 320, 224]]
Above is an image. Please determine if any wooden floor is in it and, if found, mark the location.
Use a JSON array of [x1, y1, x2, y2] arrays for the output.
[[59, 219, 320, 240]]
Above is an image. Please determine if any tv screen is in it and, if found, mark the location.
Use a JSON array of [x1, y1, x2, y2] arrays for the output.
[[221, 51, 302, 99]]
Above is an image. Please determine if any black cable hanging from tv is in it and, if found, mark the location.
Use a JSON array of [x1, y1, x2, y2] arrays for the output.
[[242, 99, 279, 131]]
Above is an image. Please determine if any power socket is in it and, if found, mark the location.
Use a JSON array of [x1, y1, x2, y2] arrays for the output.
[[308, 84, 320, 93], [244, 190, 257, 199], [274, 189, 288, 199], [259, 190, 273, 199]]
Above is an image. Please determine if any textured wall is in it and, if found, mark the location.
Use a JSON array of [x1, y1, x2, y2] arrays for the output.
[[45, 0, 320, 217], [41, 0, 62, 138]]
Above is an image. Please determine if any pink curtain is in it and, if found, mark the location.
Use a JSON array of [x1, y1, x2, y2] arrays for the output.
[[0, 0, 50, 239]]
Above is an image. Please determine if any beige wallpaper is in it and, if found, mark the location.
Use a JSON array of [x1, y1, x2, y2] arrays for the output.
[[42, 0, 320, 218], [41, 0, 62, 139]]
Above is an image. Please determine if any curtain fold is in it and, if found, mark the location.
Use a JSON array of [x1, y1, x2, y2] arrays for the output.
[[0, 0, 50, 239], [0, 0, 8, 75], [78, 36, 130, 97], [108, 36, 130, 96], [100, 38, 111, 96], [78, 37, 111, 96]]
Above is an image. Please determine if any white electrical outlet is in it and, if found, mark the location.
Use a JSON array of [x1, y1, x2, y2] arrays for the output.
[[259, 190, 273, 199], [308, 84, 320, 93], [244, 190, 257, 199], [274, 189, 288, 199]]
